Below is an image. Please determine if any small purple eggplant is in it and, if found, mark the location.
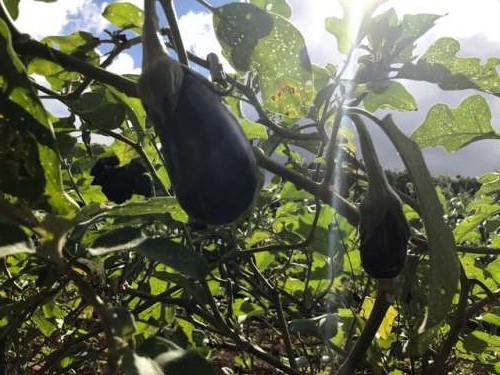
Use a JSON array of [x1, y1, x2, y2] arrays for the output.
[[354, 118, 410, 279]]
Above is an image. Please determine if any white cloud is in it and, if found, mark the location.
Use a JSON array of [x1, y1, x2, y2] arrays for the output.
[[14, 0, 108, 39], [177, 11, 233, 72], [107, 52, 141, 75]]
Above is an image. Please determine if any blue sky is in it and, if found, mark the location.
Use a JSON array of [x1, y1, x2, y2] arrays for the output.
[[12, 0, 500, 176]]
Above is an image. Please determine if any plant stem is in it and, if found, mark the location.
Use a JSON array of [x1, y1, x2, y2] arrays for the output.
[[14, 37, 137, 97], [158, 0, 189, 65], [336, 285, 392, 375]]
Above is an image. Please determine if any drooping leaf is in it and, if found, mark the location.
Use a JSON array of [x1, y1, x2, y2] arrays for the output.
[[0, 19, 78, 214], [214, 3, 313, 118], [375, 114, 460, 327], [363, 81, 417, 112], [103, 2, 143, 34], [411, 95, 499, 152]]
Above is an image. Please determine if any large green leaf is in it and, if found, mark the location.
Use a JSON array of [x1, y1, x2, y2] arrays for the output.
[[411, 95, 499, 152], [103, 2, 143, 34], [214, 3, 313, 118], [0, 19, 78, 214], [399, 38, 500, 93]]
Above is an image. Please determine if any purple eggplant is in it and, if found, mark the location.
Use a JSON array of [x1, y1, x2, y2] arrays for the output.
[[139, 0, 258, 225]]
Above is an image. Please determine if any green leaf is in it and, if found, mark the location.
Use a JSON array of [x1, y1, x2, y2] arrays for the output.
[[250, 0, 291, 18], [477, 172, 500, 196], [42, 31, 99, 60], [32, 309, 57, 337], [214, 3, 313, 118], [399, 38, 500, 92], [411, 95, 499, 152], [4, 0, 19, 19], [136, 238, 209, 280], [154, 349, 216, 375], [0, 19, 78, 214], [71, 87, 127, 131], [482, 313, 500, 327], [240, 119, 268, 140], [454, 197, 500, 243], [486, 258, 500, 285], [232, 299, 265, 322], [363, 81, 417, 112], [103, 2, 143, 34]]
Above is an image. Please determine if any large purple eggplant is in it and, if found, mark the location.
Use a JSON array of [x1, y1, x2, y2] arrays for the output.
[[139, 0, 258, 225]]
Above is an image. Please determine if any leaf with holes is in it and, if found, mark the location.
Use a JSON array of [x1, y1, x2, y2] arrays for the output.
[[214, 3, 313, 118], [411, 95, 500, 152]]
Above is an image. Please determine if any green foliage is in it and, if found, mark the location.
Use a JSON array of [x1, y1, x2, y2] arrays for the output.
[[412, 95, 500, 151], [0, 1, 499, 374]]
